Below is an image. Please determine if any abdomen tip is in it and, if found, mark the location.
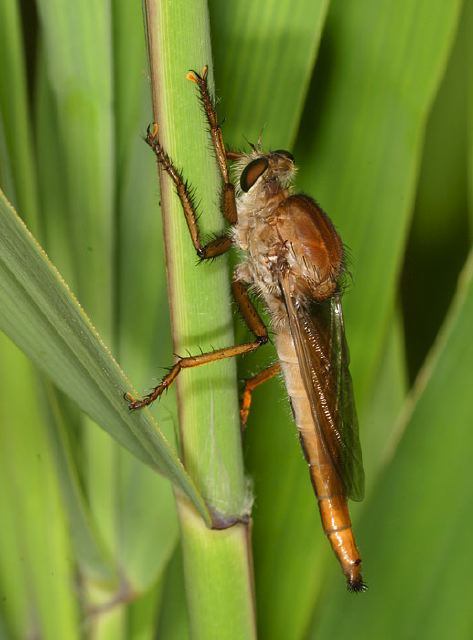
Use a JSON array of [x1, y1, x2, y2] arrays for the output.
[[347, 577, 368, 593]]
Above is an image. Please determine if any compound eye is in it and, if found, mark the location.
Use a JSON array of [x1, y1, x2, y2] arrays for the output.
[[240, 157, 269, 192], [273, 149, 294, 162]]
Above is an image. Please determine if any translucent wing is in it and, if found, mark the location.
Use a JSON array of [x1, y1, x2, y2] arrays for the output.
[[280, 275, 365, 501]]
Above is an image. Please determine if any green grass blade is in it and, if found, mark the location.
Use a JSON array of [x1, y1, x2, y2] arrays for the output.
[[238, 1, 462, 637], [208, 5, 333, 635], [361, 313, 407, 487], [35, 2, 120, 602], [178, 500, 256, 640], [127, 579, 164, 640], [35, 0, 115, 338], [0, 0, 40, 232], [112, 0, 180, 596], [34, 43, 76, 289], [467, 0, 473, 228], [312, 247, 473, 639], [116, 449, 178, 591], [0, 335, 79, 639], [310, 5, 473, 632], [209, 0, 329, 149], [33, 0, 180, 619], [156, 549, 190, 640], [0, 189, 209, 522], [296, 0, 463, 408], [402, 2, 470, 377], [144, 0, 247, 524], [41, 382, 117, 583], [144, 0, 257, 635]]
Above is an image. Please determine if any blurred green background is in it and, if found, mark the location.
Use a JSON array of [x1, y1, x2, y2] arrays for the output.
[[1, 0, 473, 638]]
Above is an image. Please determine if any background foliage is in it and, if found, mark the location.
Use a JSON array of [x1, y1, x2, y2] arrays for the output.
[[0, 0, 472, 638]]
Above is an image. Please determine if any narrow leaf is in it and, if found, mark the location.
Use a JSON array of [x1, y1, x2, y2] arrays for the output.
[[0, 189, 209, 523], [313, 248, 473, 639]]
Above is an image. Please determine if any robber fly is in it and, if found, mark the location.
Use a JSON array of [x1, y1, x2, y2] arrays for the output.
[[126, 66, 366, 592]]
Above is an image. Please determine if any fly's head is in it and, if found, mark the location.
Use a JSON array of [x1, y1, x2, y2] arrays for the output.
[[235, 149, 296, 201]]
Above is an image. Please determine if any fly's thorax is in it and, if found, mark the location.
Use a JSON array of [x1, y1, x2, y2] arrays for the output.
[[275, 195, 344, 302], [232, 148, 344, 304]]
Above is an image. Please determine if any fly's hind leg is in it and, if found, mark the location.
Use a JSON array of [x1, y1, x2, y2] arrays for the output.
[[126, 279, 270, 410], [240, 363, 281, 428], [231, 279, 281, 427]]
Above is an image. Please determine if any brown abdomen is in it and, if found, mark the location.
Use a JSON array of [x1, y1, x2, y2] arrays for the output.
[[276, 332, 365, 592]]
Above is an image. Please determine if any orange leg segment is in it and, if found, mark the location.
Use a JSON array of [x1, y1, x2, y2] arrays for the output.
[[126, 342, 263, 410], [126, 278, 270, 410], [240, 363, 281, 427], [145, 124, 232, 260], [127, 68, 264, 411], [186, 66, 237, 225]]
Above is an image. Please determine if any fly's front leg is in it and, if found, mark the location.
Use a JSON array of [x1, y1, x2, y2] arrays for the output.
[[187, 66, 238, 226], [146, 66, 237, 257], [145, 124, 232, 259], [126, 280, 270, 411], [128, 68, 247, 411]]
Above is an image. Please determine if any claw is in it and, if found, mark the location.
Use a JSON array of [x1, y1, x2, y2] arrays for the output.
[[146, 122, 159, 141], [186, 65, 208, 83], [124, 391, 140, 411], [186, 70, 199, 83]]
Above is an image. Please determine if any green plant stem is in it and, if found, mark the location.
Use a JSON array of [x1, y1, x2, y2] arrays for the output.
[[178, 498, 256, 640], [143, 0, 256, 636]]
